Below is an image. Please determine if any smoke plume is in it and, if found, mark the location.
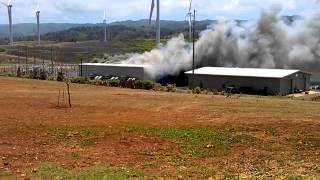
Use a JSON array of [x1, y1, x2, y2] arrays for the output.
[[99, 6, 320, 79]]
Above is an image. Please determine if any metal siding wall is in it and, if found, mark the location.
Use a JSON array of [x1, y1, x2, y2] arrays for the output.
[[188, 75, 281, 95], [81, 65, 146, 79], [280, 72, 311, 94]]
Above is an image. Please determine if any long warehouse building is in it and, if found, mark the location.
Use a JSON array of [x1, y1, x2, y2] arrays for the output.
[[80, 63, 150, 80], [185, 67, 312, 95]]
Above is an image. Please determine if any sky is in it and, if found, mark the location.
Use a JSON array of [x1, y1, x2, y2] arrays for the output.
[[0, 0, 318, 24]]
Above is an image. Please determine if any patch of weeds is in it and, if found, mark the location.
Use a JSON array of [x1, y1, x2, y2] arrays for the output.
[[231, 134, 257, 144], [49, 127, 103, 145], [192, 166, 216, 178], [123, 125, 264, 157], [290, 131, 320, 150], [258, 143, 285, 152], [75, 165, 144, 180], [0, 170, 14, 179], [34, 163, 72, 180], [159, 171, 173, 178], [264, 127, 277, 136], [308, 137, 320, 147], [161, 149, 173, 156], [135, 149, 154, 156], [142, 160, 161, 168], [314, 165, 320, 173], [222, 171, 240, 179], [286, 175, 302, 180], [229, 126, 260, 133], [170, 155, 186, 166], [155, 127, 232, 157], [70, 151, 81, 159], [81, 139, 96, 146]]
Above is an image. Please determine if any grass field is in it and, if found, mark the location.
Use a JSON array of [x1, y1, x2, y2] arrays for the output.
[[0, 77, 319, 179], [0, 39, 158, 65]]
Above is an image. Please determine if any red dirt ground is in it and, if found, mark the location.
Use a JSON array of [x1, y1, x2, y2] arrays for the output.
[[0, 77, 319, 179]]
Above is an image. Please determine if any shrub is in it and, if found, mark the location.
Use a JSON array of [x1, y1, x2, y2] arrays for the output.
[[47, 76, 55, 81], [153, 83, 162, 91], [311, 95, 320, 102], [29, 71, 39, 79], [57, 72, 64, 82], [71, 77, 89, 84], [160, 86, 167, 92], [108, 80, 120, 87], [134, 80, 155, 90], [120, 79, 135, 89], [192, 87, 202, 94], [166, 84, 176, 92], [212, 89, 219, 95], [0, 48, 5, 52], [16, 67, 22, 78], [39, 71, 48, 80]]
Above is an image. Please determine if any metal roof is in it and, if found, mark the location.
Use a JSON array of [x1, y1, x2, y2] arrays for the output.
[[185, 67, 310, 79], [81, 63, 149, 68]]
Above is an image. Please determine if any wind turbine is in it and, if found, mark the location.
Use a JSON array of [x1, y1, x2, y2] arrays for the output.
[[1, 0, 13, 46], [149, 0, 160, 48], [35, 1, 40, 45], [186, 0, 192, 40], [103, 10, 107, 42]]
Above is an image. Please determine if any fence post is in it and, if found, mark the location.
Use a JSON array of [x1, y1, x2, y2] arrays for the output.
[[80, 56, 83, 77]]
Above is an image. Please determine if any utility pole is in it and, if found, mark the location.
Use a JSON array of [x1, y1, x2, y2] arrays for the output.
[[18, 48, 20, 65], [192, 10, 196, 88], [33, 46, 36, 65], [25, 47, 28, 73], [51, 46, 54, 74]]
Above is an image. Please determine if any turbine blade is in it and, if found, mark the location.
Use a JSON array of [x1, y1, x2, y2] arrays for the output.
[[36, 0, 39, 12], [7, 0, 12, 5], [188, 0, 192, 13], [149, 0, 155, 25], [0, 1, 7, 6], [104, 10, 106, 20]]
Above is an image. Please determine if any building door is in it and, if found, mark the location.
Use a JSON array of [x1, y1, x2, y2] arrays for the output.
[[290, 79, 293, 93], [304, 78, 307, 91]]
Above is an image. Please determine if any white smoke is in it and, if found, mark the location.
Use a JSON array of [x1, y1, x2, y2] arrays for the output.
[[98, 6, 320, 79]]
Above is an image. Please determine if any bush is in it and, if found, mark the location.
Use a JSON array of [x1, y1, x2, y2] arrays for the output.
[[0, 48, 5, 52], [16, 67, 22, 78], [153, 83, 162, 91], [120, 79, 135, 88], [57, 72, 64, 82], [134, 80, 155, 90], [166, 84, 176, 92], [311, 95, 320, 101], [47, 76, 55, 81], [192, 87, 202, 94], [71, 77, 89, 84], [39, 71, 48, 80], [108, 80, 120, 87], [212, 89, 219, 95]]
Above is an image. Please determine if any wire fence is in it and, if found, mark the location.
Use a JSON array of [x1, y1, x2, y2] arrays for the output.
[[0, 63, 80, 79]]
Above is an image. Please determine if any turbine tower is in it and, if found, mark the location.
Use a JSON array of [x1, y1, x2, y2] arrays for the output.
[[103, 10, 107, 42], [149, 0, 160, 48], [1, 0, 14, 46], [35, 2, 40, 45], [186, 0, 193, 40]]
